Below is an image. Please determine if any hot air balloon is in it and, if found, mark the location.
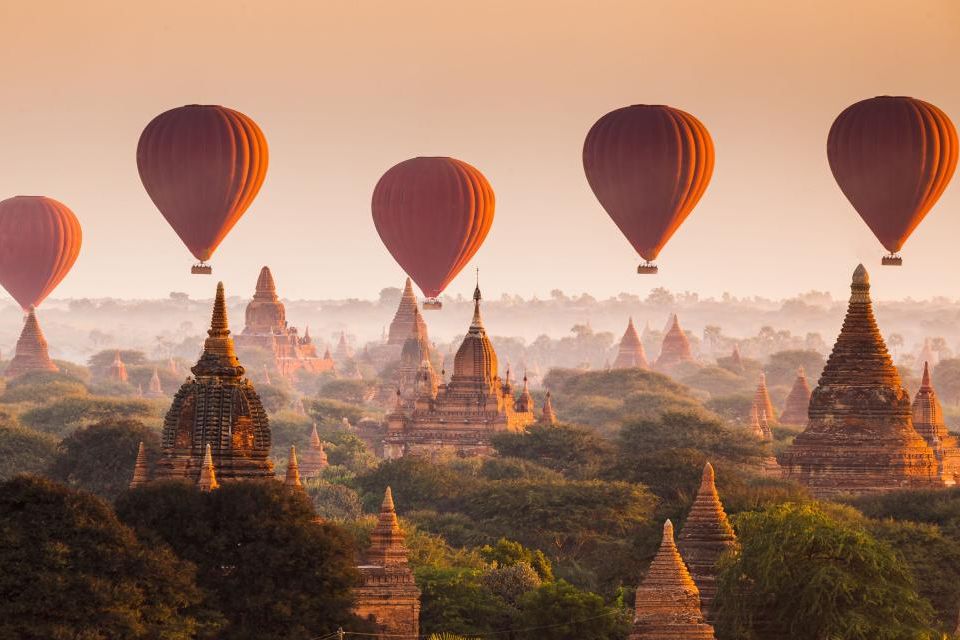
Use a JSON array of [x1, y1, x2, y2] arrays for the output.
[[583, 104, 714, 274], [827, 96, 957, 266], [372, 157, 495, 310], [0, 196, 82, 310], [136, 105, 268, 274]]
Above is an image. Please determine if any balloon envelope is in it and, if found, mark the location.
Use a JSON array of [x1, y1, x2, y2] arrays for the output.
[[136, 105, 268, 263], [372, 157, 495, 298], [583, 104, 714, 263], [827, 96, 957, 255], [0, 196, 82, 310]]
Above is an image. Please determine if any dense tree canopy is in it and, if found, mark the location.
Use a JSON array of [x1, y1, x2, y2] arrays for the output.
[[0, 421, 58, 480], [491, 423, 613, 478], [20, 395, 157, 437]]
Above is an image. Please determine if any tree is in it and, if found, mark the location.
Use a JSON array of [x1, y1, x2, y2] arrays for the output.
[[764, 350, 826, 388], [491, 424, 612, 478], [415, 566, 514, 637], [319, 378, 374, 405], [934, 359, 960, 406], [479, 538, 553, 581], [48, 419, 161, 500], [309, 398, 366, 426], [0, 475, 206, 639], [0, 422, 58, 480], [20, 396, 157, 437], [304, 479, 363, 521], [0, 370, 88, 404], [513, 580, 629, 640], [355, 456, 472, 512], [116, 480, 362, 640], [87, 349, 148, 371], [715, 502, 937, 640]]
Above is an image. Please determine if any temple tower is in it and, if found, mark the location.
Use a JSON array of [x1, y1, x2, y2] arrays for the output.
[[387, 278, 426, 346], [779, 367, 811, 426], [539, 391, 558, 425], [912, 362, 960, 486], [779, 265, 940, 497], [613, 318, 649, 369], [630, 520, 715, 640], [335, 331, 353, 361], [729, 345, 744, 373], [243, 266, 286, 334], [751, 373, 777, 426], [154, 282, 274, 483], [299, 423, 329, 478], [656, 314, 696, 371], [6, 308, 58, 378], [677, 463, 737, 621], [284, 445, 303, 488], [108, 350, 129, 383], [197, 443, 219, 492], [129, 442, 149, 489], [147, 368, 164, 397]]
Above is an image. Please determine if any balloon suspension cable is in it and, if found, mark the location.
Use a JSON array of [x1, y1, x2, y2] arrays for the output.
[[881, 253, 902, 266], [637, 260, 659, 275], [191, 262, 212, 275]]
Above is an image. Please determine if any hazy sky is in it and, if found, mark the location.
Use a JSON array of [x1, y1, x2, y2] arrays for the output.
[[0, 0, 958, 303]]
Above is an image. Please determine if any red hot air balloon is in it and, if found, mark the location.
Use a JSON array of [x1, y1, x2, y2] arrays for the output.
[[372, 157, 495, 310], [136, 105, 268, 274], [583, 105, 714, 274], [0, 196, 82, 310], [827, 96, 957, 266]]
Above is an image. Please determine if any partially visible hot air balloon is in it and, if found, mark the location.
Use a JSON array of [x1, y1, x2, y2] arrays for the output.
[[136, 105, 268, 274], [583, 104, 714, 274], [372, 157, 495, 310], [827, 96, 957, 266], [0, 196, 82, 310]]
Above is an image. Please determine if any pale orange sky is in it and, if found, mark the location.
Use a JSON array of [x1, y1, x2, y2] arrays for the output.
[[0, 0, 958, 303]]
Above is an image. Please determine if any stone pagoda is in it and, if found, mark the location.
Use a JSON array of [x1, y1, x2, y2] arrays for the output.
[[334, 331, 353, 361], [630, 520, 716, 640], [387, 279, 426, 348], [233, 266, 334, 377], [751, 373, 777, 426], [377, 306, 439, 407], [108, 350, 128, 384], [779, 265, 940, 497], [153, 282, 274, 483], [779, 367, 811, 426], [613, 318, 649, 369], [383, 285, 536, 459], [354, 487, 421, 638], [677, 463, 738, 621], [284, 445, 303, 488], [655, 314, 696, 372], [299, 423, 329, 478], [748, 405, 773, 441], [912, 362, 960, 486], [729, 345, 744, 373], [539, 391, 558, 425], [129, 442, 149, 489], [146, 368, 164, 397], [5, 308, 58, 378]]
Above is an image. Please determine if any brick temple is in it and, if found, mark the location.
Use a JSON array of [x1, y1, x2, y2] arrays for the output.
[[779, 367, 811, 426], [655, 314, 697, 372], [613, 317, 649, 369], [5, 308, 58, 378]]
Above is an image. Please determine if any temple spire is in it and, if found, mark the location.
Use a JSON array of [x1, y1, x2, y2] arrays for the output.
[[148, 367, 163, 396], [779, 366, 811, 426], [6, 307, 58, 378], [129, 441, 149, 488], [613, 317, 649, 369], [539, 391, 558, 425], [365, 486, 411, 568], [197, 443, 219, 492], [751, 373, 777, 426], [470, 283, 483, 330], [285, 445, 303, 488], [254, 266, 278, 301]]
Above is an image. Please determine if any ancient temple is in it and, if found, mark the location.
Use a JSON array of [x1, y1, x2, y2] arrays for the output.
[[748, 405, 773, 441], [613, 318, 649, 369], [354, 487, 421, 639], [751, 373, 777, 426], [5, 308, 58, 378], [299, 423, 329, 478], [284, 445, 302, 488], [630, 520, 716, 640], [539, 391, 558, 425], [388, 279, 426, 347], [655, 314, 697, 372], [677, 463, 737, 621], [334, 331, 353, 361], [383, 286, 536, 459], [779, 367, 811, 426], [129, 442, 149, 488], [146, 368, 164, 397], [233, 267, 334, 377], [728, 345, 744, 373], [197, 443, 219, 492], [779, 265, 941, 497], [912, 362, 960, 486], [378, 306, 439, 407], [153, 282, 274, 483], [108, 350, 128, 384]]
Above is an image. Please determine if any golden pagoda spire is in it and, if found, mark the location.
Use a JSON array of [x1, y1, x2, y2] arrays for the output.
[[470, 282, 484, 330], [539, 391, 558, 425], [366, 486, 411, 568], [752, 373, 778, 426], [129, 441, 149, 488], [197, 443, 219, 492], [285, 445, 302, 488], [191, 282, 243, 378], [6, 307, 58, 378]]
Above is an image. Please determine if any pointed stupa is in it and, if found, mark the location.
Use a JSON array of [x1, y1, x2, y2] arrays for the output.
[[450, 284, 498, 392], [300, 423, 329, 478], [515, 374, 534, 413], [146, 367, 163, 397], [780, 265, 941, 497], [284, 445, 303, 488], [262, 364, 272, 385], [539, 391, 558, 425], [108, 350, 129, 383], [335, 331, 353, 361], [655, 314, 696, 371], [167, 357, 179, 375], [387, 278, 427, 346], [678, 463, 738, 621], [729, 345, 744, 373], [630, 520, 716, 640], [779, 367, 811, 426], [241, 266, 286, 334], [5, 308, 58, 378], [366, 487, 412, 568], [197, 443, 219, 492], [129, 441, 149, 488], [912, 362, 960, 485], [748, 405, 773, 441], [613, 318, 649, 369], [137, 383, 144, 397], [751, 373, 777, 426]]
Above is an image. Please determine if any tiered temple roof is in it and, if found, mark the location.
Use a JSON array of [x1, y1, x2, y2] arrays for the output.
[[748, 405, 773, 441], [779, 367, 811, 426], [299, 423, 329, 478], [129, 441, 149, 488], [677, 463, 737, 621], [6, 308, 58, 378], [154, 282, 274, 483], [197, 443, 219, 492], [387, 279, 426, 346], [630, 520, 716, 640], [655, 314, 696, 372], [540, 391, 558, 425], [284, 445, 303, 488], [108, 350, 128, 384], [779, 266, 941, 497], [751, 373, 777, 426], [335, 331, 353, 361], [912, 362, 960, 486], [613, 318, 649, 369]]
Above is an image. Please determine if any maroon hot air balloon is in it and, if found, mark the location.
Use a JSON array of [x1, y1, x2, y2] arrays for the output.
[[137, 105, 269, 274], [583, 104, 714, 274], [0, 196, 82, 310], [372, 157, 495, 309], [827, 96, 957, 266]]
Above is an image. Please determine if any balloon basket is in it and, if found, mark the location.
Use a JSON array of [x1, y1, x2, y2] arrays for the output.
[[637, 262, 658, 274], [881, 254, 902, 266], [423, 298, 442, 310], [191, 263, 212, 275]]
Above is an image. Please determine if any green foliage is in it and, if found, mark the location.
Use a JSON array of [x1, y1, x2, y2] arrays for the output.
[[849, 486, 960, 538], [0, 475, 205, 639], [268, 411, 312, 453], [116, 480, 362, 640], [491, 423, 612, 478], [257, 383, 293, 413], [309, 397, 365, 425], [20, 395, 157, 437], [415, 566, 513, 637], [479, 538, 554, 581], [48, 419, 160, 500], [0, 422, 58, 480], [513, 579, 629, 640], [681, 365, 750, 397], [765, 349, 826, 387], [479, 457, 563, 481], [0, 369, 89, 404], [356, 457, 474, 512], [481, 562, 542, 605], [318, 378, 374, 404], [715, 502, 937, 640], [303, 478, 363, 520], [704, 393, 754, 422], [88, 349, 147, 371]]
